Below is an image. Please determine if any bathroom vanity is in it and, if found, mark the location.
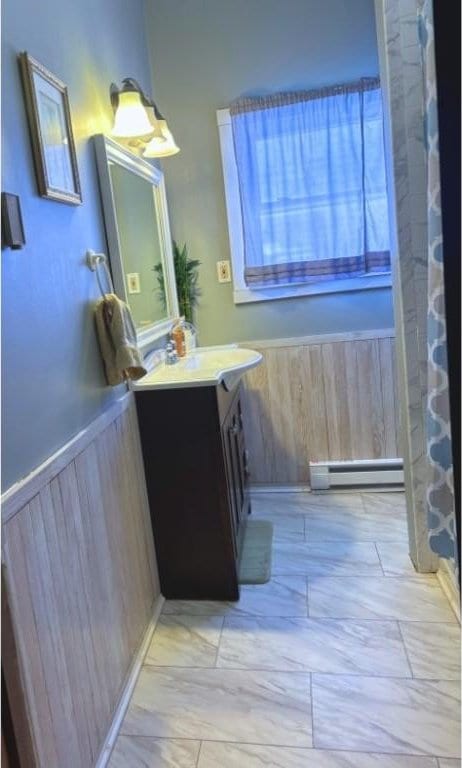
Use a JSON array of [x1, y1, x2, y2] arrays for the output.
[[136, 381, 248, 599], [133, 346, 262, 600], [94, 135, 263, 600]]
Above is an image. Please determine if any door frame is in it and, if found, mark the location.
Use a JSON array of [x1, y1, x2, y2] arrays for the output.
[[374, 0, 460, 576], [374, 0, 437, 572]]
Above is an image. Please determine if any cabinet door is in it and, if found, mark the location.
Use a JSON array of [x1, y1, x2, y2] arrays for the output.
[[223, 392, 249, 552], [224, 408, 241, 550], [235, 396, 250, 519]]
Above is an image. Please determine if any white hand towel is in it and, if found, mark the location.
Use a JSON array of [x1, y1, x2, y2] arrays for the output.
[[94, 293, 147, 386]]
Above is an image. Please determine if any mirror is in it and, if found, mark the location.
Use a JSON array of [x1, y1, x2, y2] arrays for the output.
[[94, 135, 179, 351]]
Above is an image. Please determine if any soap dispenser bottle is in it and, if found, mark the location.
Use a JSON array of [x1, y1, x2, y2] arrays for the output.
[[172, 320, 186, 358]]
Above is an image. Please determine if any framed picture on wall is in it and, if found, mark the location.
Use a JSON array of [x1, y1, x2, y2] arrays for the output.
[[18, 52, 82, 205]]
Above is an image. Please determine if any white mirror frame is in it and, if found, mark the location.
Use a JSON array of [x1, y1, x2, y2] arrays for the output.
[[94, 134, 179, 352]]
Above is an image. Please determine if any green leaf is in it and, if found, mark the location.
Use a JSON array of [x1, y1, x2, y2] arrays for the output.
[[170, 239, 201, 324]]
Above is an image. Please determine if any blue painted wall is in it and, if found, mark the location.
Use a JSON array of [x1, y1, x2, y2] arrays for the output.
[[1, 0, 394, 489], [145, 0, 395, 345], [1, 0, 153, 489]]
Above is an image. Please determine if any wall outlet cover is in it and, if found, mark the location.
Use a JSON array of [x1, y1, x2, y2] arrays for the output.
[[217, 260, 231, 283], [126, 272, 141, 294]]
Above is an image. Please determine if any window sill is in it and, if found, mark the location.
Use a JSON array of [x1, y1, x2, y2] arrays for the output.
[[233, 273, 392, 304]]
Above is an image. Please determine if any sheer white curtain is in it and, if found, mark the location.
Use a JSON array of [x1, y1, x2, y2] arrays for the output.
[[230, 79, 391, 286]]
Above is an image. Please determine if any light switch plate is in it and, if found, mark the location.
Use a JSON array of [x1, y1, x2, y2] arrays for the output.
[[217, 260, 231, 283], [126, 272, 141, 294]]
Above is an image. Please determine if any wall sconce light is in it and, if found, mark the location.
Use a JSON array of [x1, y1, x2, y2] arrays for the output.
[[143, 103, 180, 158], [110, 78, 180, 157], [110, 78, 153, 138]]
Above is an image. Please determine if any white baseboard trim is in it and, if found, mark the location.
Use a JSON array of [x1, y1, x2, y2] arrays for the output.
[[95, 594, 165, 767], [437, 559, 460, 624]]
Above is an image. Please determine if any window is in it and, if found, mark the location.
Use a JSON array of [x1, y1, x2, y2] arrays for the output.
[[217, 78, 392, 304]]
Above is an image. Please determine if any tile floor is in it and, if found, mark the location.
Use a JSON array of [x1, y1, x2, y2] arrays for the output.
[[109, 491, 461, 767]]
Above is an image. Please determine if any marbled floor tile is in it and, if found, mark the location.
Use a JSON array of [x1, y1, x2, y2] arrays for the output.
[[252, 492, 364, 516], [216, 616, 411, 676], [122, 667, 312, 747], [376, 540, 418, 576], [399, 622, 461, 680], [273, 541, 382, 576], [109, 735, 200, 767], [308, 576, 457, 622], [144, 615, 223, 667], [312, 674, 461, 757], [251, 492, 315, 516], [251, 510, 305, 542], [361, 492, 407, 514], [271, 524, 305, 543], [301, 492, 366, 512], [198, 742, 439, 768], [162, 576, 308, 617], [305, 509, 408, 542]]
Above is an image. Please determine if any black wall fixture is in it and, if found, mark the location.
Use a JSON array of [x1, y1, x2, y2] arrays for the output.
[[1, 192, 26, 250]]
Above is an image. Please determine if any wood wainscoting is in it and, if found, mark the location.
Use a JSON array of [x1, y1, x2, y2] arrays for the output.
[[241, 329, 399, 485], [1, 394, 160, 768]]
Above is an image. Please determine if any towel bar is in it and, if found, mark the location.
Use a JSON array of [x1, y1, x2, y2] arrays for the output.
[[86, 249, 114, 297]]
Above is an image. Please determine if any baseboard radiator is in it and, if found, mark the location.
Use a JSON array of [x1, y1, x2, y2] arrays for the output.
[[309, 459, 404, 490]]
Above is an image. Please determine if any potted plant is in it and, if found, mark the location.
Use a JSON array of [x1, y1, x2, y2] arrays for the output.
[[154, 240, 200, 324]]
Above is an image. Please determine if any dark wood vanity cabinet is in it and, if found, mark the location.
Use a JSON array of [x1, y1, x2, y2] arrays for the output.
[[135, 382, 250, 600]]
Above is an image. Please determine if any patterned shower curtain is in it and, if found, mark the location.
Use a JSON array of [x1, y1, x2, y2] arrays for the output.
[[419, 0, 458, 571]]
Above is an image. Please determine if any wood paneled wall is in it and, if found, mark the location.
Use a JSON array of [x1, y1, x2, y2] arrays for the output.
[[242, 330, 400, 485], [1, 395, 159, 768]]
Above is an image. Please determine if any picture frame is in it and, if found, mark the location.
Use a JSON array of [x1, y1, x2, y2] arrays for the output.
[[18, 52, 82, 205]]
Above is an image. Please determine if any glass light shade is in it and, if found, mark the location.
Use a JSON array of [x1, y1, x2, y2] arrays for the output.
[[143, 120, 180, 157], [112, 91, 153, 138]]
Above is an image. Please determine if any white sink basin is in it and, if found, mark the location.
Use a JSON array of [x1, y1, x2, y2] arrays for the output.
[[131, 344, 263, 391]]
